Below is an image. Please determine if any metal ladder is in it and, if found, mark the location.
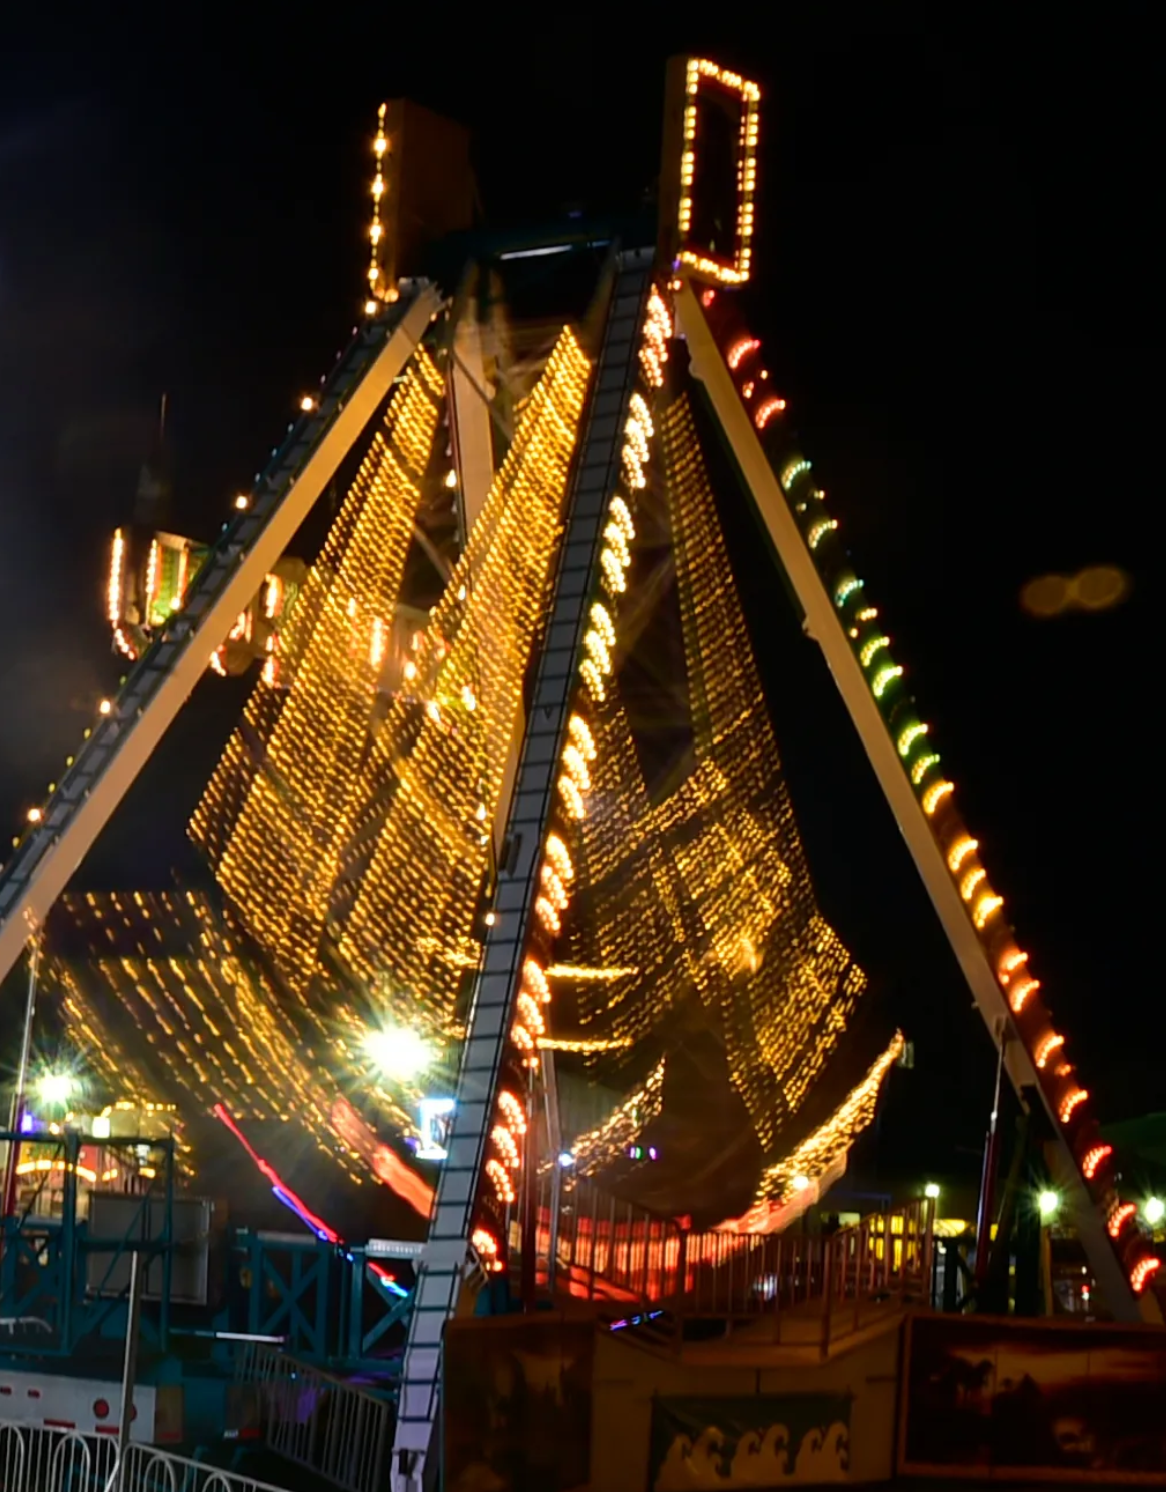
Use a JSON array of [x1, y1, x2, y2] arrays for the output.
[[389, 248, 654, 1492], [0, 283, 443, 986]]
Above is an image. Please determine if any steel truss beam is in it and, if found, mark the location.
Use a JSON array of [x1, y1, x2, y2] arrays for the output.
[[389, 249, 655, 1492]]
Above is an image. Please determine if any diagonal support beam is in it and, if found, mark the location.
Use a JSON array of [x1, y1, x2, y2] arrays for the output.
[[0, 286, 443, 989], [389, 249, 655, 1492], [676, 277, 1149, 1325]]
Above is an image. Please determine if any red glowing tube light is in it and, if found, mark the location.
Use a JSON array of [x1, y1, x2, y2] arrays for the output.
[[1108, 1202, 1137, 1239], [754, 397, 787, 430], [213, 1102, 400, 1286], [1081, 1144, 1113, 1180]]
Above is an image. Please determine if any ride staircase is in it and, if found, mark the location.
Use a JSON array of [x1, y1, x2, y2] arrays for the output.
[[531, 1175, 935, 1360]]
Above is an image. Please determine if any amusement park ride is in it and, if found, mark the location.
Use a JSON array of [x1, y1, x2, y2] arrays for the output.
[[0, 56, 1160, 1492]]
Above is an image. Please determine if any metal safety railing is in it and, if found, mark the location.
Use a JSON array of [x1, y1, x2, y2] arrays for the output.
[[236, 1340, 390, 1492], [538, 1173, 934, 1344], [117, 1443, 291, 1492], [0, 1422, 117, 1492], [0, 1421, 297, 1492]]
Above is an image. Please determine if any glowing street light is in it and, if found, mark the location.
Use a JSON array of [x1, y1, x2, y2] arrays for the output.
[[1038, 1189, 1059, 1221], [362, 1024, 433, 1084], [36, 1071, 75, 1108], [924, 1182, 941, 1200], [1144, 1197, 1165, 1227]]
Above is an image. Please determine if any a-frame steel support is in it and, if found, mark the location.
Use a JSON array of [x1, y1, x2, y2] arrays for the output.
[[0, 287, 442, 987], [676, 276, 1150, 1325]]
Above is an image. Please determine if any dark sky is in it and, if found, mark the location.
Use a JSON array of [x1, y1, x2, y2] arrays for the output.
[[0, 13, 1158, 1176]]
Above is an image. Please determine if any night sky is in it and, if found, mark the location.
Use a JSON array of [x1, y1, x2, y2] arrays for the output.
[[0, 16, 1158, 1188]]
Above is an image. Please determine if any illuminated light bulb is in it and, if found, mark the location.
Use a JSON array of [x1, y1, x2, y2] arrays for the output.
[[742, 381, 755, 399], [790, 1174, 811, 1193], [492, 1125, 520, 1171], [403, 661, 417, 682], [807, 517, 840, 551], [871, 663, 904, 698], [580, 658, 607, 703], [567, 714, 596, 761], [600, 549, 627, 595], [460, 685, 477, 711], [856, 606, 878, 622], [299, 395, 316, 413], [862, 635, 893, 668], [609, 495, 635, 541], [947, 836, 978, 872], [558, 775, 585, 820], [1132, 1257, 1162, 1293], [369, 617, 386, 668], [234, 494, 249, 511], [457, 585, 467, 602], [1035, 1032, 1064, 1068], [1038, 1190, 1059, 1221], [584, 626, 611, 674], [1108, 1202, 1136, 1238], [910, 753, 942, 785], [541, 863, 568, 910], [1081, 1144, 1112, 1180], [364, 298, 379, 315], [754, 397, 787, 430], [780, 458, 812, 492], [497, 1091, 526, 1133], [545, 834, 574, 883], [1059, 1089, 1088, 1123], [1143, 1197, 1165, 1226], [1009, 976, 1041, 1013], [426, 701, 440, 722], [486, 1159, 515, 1205], [972, 892, 1004, 929], [484, 911, 496, 927], [922, 780, 954, 816], [474, 803, 487, 822], [589, 601, 615, 646], [835, 576, 864, 606], [36, 1071, 75, 1106], [959, 867, 987, 901], [726, 337, 761, 370], [98, 698, 113, 716], [561, 743, 591, 792], [362, 1023, 433, 1082], [898, 721, 929, 757], [26, 807, 43, 824], [535, 895, 560, 934], [998, 948, 1028, 982], [523, 960, 550, 1004]]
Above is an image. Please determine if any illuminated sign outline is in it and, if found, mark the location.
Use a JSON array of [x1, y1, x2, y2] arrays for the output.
[[675, 58, 761, 287]]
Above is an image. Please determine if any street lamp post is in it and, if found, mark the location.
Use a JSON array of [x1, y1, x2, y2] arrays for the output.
[[2, 936, 43, 1220]]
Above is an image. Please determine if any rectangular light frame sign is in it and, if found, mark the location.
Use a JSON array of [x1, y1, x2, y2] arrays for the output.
[[661, 57, 761, 287]]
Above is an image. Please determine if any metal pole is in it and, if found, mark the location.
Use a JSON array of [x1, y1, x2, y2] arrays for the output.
[[116, 1249, 145, 1491], [519, 1065, 538, 1310], [974, 1030, 1008, 1286], [2, 936, 42, 1222], [548, 1159, 563, 1296]]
